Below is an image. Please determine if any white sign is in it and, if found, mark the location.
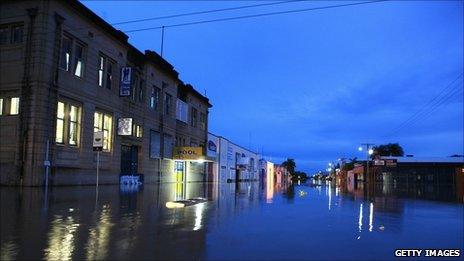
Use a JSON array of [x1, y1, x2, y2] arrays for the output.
[[118, 118, 133, 136], [93, 131, 104, 151]]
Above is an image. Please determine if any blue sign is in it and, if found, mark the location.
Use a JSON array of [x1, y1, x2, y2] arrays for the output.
[[119, 67, 132, 96]]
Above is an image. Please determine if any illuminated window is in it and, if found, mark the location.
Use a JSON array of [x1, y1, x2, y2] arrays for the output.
[[73, 43, 84, 77], [10, 97, 19, 115], [55, 102, 65, 144], [98, 56, 104, 87], [94, 111, 112, 151], [56, 101, 81, 146], [133, 124, 143, 138], [0, 98, 3, 115], [69, 105, 79, 145]]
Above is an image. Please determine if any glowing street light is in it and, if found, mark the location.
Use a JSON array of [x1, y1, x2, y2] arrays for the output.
[[368, 149, 374, 155], [358, 146, 363, 151]]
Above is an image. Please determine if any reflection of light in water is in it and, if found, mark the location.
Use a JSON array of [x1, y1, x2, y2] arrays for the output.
[[328, 183, 332, 210], [45, 215, 79, 261], [85, 205, 114, 260], [266, 170, 274, 203], [0, 240, 18, 260], [358, 204, 363, 232], [335, 187, 339, 197], [193, 203, 206, 231], [369, 203, 374, 232]]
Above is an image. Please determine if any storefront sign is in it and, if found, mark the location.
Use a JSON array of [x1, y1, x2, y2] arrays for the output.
[[119, 67, 132, 96], [385, 159, 397, 167], [173, 147, 204, 160], [374, 160, 385, 166], [117, 118, 133, 136]]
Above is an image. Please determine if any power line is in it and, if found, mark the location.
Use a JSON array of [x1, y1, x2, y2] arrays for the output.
[[124, 0, 389, 33], [112, 0, 306, 26], [384, 73, 463, 137]]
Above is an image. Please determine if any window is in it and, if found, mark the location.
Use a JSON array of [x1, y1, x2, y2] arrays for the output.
[[133, 124, 142, 138], [106, 61, 112, 89], [69, 105, 79, 145], [98, 56, 104, 86], [0, 98, 3, 115], [131, 75, 138, 101], [55, 102, 65, 144], [10, 97, 19, 115], [164, 93, 172, 115], [191, 107, 198, 127], [55, 101, 81, 146], [60, 36, 72, 71], [150, 86, 160, 109], [11, 25, 23, 43], [0, 27, 9, 45], [176, 99, 188, 123], [0, 24, 23, 45], [98, 54, 114, 89], [59, 34, 86, 77], [163, 134, 173, 158], [94, 111, 112, 151], [200, 112, 206, 130], [73, 43, 84, 77], [150, 130, 161, 158], [138, 80, 144, 102]]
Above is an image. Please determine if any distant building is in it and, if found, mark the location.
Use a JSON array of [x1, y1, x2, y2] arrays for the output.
[[206, 133, 260, 183]]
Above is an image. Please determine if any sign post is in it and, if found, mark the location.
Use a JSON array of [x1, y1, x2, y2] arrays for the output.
[[93, 131, 104, 187]]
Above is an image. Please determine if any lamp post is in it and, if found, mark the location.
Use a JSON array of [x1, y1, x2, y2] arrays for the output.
[[358, 143, 375, 183]]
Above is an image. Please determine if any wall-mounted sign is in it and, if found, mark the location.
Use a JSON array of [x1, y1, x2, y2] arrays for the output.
[[173, 147, 204, 160], [93, 131, 104, 151], [385, 159, 397, 167], [119, 67, 132, 97], [374, 160, 385, 166], [117, 118, 133, 136], [206, 134, 218, 158]]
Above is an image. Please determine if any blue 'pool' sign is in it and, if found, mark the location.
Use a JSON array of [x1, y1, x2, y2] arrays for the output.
[[120, 67, 132, 96]]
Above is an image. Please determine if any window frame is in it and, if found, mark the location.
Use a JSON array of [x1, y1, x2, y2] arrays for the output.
[[55, 100, 82, 147], [94, 110, 113, 151]]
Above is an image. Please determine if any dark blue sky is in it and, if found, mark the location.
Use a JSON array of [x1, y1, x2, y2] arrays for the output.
[[83, 1, 463, 173]]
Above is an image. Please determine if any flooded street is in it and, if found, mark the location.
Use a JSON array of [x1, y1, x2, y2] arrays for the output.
[[1, 182, 463, 260]]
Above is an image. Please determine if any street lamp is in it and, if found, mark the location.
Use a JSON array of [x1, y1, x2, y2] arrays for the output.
[[368, 149, 374, 155], [358, 146, 363, 152]]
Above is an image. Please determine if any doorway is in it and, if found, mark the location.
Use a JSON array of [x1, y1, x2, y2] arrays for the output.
[[121, 145, 138, 175]]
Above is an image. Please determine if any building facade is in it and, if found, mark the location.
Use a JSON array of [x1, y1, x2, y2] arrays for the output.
[[206, 133, 260, 183], [0, 0, 211, 186]]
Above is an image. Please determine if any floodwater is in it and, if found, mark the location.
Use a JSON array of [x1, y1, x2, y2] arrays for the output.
[[1, 181, 463, 260]]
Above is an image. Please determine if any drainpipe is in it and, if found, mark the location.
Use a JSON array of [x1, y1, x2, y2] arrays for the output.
[[18, 8, 38, 185]]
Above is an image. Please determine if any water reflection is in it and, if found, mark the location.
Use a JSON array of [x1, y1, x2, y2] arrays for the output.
[[44, 216, 79, 261], [0, 180, 462, 260]]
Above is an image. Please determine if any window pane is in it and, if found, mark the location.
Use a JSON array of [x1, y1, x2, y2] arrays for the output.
[[94, 112, 102, 130], [163, 134, 173, 158], [11, 25, 23, 43], [98, 56, 104, 86], [57, 102, 65, 119], [56, 119, 64, 143], [69, 122, 77, 145], [106, 62, 112, 89], [150, 131, 161, 158], [10, 97, 19, 115], [0, 98, 3, 115], [69, 105, 78, 121], [0, 27, 9, 45], [73, 43, 84, 77], [60, 36, 72, 71]]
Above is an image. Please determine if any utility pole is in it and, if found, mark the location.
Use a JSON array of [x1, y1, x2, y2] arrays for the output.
[[359, 143, 375, 183], [160, 26, 165, 57]]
